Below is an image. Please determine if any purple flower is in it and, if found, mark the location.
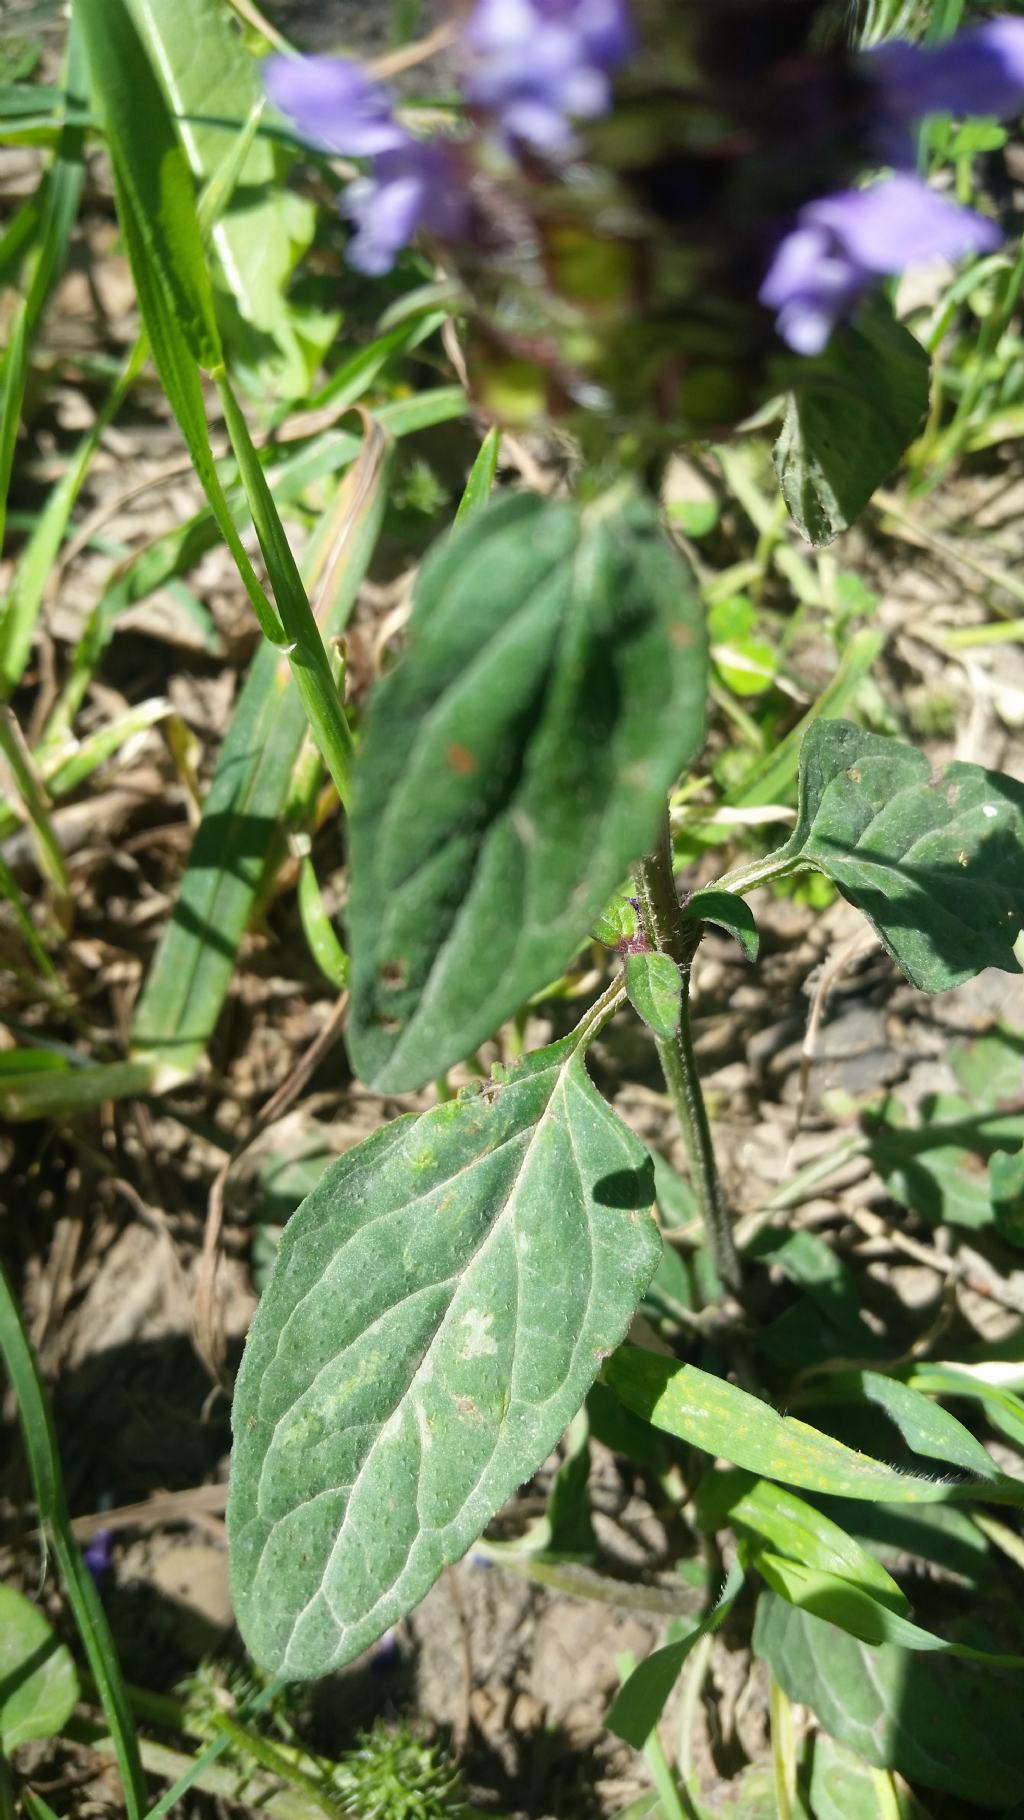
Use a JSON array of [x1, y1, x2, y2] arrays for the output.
[[83, 1528, 112, 1585], [760, 174, 1001, 355], [264, 56, 407, 156], [346, 143, 470, 276], [464, 0, 632, 150], [265, 54, 468, 275], [869, 18, 1024, 164]]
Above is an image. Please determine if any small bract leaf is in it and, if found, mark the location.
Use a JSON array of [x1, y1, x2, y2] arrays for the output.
[[346, 486, 707, 1091], [0, 1584, 79, 1752], [682, 889, 759, 961], [777, 719, 1024, 991], [228, 1028, 661, 1678], [625, 952, 683, 1038], [592, 889, 640, 949]]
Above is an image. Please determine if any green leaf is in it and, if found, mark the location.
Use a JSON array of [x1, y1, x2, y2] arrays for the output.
[[593, 889, 641, 948], [724, 630, 883, 815], [757, 1554, 1024, 1666], [604, 1347, 1017, 1504], [774, 305, 930, 546], [867, 1094, 1015, 1229], [132, 448, 387, 1074], [0, 1583, 79, 1752], [801, 1370, 997, 1479], [455, 426, 502, 523], [347, 486, 707, 1092], [0, 1267, 147, 1818], [77, 0, 219, 370], [227, 1022, 662, 1678], [545, 1409, 596, 1560], [695, 1472, 908, 1612], [807, 1735, 904, 1820], [625, 952, 683, 1038], [75, 0, 285, 647], [907, 1363, 1024, 1453], [775, 719, 1024, 991], [124, 0, 329, 395], [681, 889, 758, 961], [993, 1147, 1024, 1245], [754, 1592, 1024, 1808], [606, 1558, 744, 1749]]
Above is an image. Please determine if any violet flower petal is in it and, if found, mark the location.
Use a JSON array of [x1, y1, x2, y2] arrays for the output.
[[761, 175, 1001, 354], [264, 54, 408, 156], [464, 0, 631, 148], [805, 174, 1001, 274], [345, 144, 470, 276], [869, 19, 1024, 132]]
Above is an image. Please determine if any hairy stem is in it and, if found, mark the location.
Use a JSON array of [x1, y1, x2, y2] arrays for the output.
[[633, 807, 742, 1295]]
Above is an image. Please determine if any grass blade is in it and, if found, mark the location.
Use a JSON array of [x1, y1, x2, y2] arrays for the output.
[[131, 427, 390, 1073], [0, 1267, 147, 1818]]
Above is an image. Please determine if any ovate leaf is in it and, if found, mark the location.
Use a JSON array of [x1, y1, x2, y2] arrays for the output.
[[592, 888, 640, 949], [682, 888, 759, 961], [346, 486, 706, 1091], [754, 1592, 1024, 1807], [775, 719, 1024, 991], [625, 952, 683, 1038], [774, 305, 930, 546], [228, 1025, 662, 1678], [0, 1584, 79, 1752]]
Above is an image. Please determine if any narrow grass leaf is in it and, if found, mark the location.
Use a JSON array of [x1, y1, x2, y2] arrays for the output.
[[131, 432, 387, 1073], [725, 630, 884, 812], [297, 856, 350, 990], [801, 1371, 997, 1479], [455, 426, 502, 523], [124, 0, 328, 394], [0, 1266, 147, 1817], [75, 0, 287, 645]]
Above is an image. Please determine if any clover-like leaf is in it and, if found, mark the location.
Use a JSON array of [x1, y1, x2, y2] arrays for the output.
[[346, 487, 706, 1091], [228, 1027, 661, 1678], [776, 720, 1024, 991]]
